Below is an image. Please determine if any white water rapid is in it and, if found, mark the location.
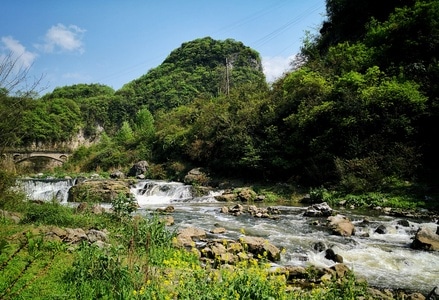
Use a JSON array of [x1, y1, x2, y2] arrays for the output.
[[16, 178, 76, 203], [16, 179, 439, 293]]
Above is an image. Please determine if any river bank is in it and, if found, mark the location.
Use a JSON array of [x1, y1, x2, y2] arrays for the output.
[[4, 177, 438, 298]]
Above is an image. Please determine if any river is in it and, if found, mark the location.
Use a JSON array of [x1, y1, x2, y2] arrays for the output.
[[18, 178, 439, 293]]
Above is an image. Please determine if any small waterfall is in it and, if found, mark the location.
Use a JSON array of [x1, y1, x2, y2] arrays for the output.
[[130, 180, 194, 206], [17, 178, 76, 203]]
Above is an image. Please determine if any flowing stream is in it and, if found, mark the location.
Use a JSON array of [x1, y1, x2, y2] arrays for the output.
[[18, 179, 439, 293]]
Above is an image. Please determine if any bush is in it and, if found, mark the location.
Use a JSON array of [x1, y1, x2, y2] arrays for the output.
[[111, 193, 138, 219]]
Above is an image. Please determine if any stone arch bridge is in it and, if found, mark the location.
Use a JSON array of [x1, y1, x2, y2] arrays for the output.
[[2, 151, 70, 164]]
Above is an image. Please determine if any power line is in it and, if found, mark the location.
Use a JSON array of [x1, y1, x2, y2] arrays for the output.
[[250, 2, 324, 50]]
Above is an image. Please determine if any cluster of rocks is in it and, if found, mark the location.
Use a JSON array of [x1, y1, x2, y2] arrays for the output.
[[303, 202, 439, 251], [170, 223, 430, 299], [215, 187, 265, 202], [44, 226, 110, 248], [219, 203, 281, 219], [173, 226, 282, 265]]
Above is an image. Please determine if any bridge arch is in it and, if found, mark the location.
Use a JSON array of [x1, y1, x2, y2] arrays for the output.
[[10, 152, 70, 164]]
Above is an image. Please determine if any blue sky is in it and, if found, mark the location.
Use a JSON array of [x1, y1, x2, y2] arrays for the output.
[[0, 1, 326, 95]]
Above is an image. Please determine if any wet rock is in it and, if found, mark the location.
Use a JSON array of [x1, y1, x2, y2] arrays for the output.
[[411, 227, 439, 251], [156, 205, 175, 213], [220, 204, 280, 219], [304, 202, 333, 217], [325, 248, 344, 263], [229, 204, 244, 215], [397, 219, 410, 227], [327, 214, 355, 237], [375, 224, 388, 234], [313, 241, 326, 252], [267, 206, 281, 215], [426, 286, 438, 300]]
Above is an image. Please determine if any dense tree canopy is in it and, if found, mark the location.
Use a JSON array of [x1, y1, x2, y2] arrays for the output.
[[1, 1, 438, 193], [119, 37, 268, 113]]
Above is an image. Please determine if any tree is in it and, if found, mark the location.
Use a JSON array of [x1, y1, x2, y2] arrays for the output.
[[0, 52, 45, 153]]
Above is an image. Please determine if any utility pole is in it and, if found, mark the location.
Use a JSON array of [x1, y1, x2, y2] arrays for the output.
[[225, 57, 230, 97]]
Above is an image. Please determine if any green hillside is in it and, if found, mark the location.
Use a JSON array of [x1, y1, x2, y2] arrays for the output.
[[1, 0, 438, 200], [118, 37, 268, 113]]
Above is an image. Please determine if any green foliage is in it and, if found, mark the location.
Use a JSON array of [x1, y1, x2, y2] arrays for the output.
[[63, 242, 133, 299], [115, 121, 135, 147], [111, 193, 138, 219], [42, 83, 115, 100], [21, 202, 78, 227], [133, 107, 155, 142], [120, 37, 267, 113], [117, 214, 176, 255]]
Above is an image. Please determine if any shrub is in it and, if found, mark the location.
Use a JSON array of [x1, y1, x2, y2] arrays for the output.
[[111, 192, 138, 219]]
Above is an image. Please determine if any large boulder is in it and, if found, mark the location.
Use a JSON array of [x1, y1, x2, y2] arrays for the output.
[[215, 192, 238, 202], [327, 214, 355, 237], [183, 168, 210, 186], [304, 202, 333, 217], [237, 188, 257, 202], [68, 180, 130, 203], [127, 161, 149, 178], [411, 226, 439, 251]]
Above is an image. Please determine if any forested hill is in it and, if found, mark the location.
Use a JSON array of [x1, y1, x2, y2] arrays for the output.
[[117, 37, 268, 112]]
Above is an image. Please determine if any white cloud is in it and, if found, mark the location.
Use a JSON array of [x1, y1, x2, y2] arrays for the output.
[[40, 24, 86, 53], [1, 36, 37, 69], [262, 55, 295, 83]]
